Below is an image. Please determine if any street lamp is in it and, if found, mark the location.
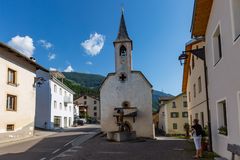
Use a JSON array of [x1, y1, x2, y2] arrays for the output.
[[178, 47, 205, 65], [178, 46, 213, 152]]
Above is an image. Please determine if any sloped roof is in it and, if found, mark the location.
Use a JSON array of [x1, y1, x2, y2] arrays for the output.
[[114, 12, 132, 44], [0, 42, 48, 72], [191, 0, 213, 37]]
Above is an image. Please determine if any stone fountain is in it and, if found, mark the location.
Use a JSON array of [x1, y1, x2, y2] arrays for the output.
[[107, 107, 137, 142]]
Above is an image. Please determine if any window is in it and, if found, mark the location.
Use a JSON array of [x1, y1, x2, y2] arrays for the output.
[[59, 103, 62, 110], [84, 96, 87, 99], [217, 100, 228, 135], [6, 94, 17, 111], [196, 45, 199, 59], [8, 68, 17, 85], [213, 26, 222, 65], [64, 91, 67, 96], [94, 106, 97, 110], [173, 123, 178, 130], [189, 92, 191, 102], [84, 101, 87, 105], [231, 0, 240, 41], [94, 100, 97, 104], [120, 45, 127, 56], [69, 106, 71, 112], [183, 101, 187, 107], [119, 72, 127, 82], [59, 88, 62, 95], [54, 101, 57, 109], [198, 76, 202, 93], [6, 124, 14, 131], [122, 101, 130, 108], [170, 112, 179, 118], [190, 115, 193, 126], [193, 84, 196, 98], [94, 112, 97, 117], [54, 85, 57, 93], [201, 112, 205, 127], [192, 55, 195, 69], [172, 102, 176, 108], [195, 113, 199, 120], [182, 112, 188, 118]]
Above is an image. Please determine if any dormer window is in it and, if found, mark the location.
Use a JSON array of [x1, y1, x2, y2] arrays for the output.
[[120, 46, 127, 56]]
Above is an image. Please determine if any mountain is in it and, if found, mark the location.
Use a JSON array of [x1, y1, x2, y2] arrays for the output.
[[62, 72, 105, 89], [62, 72, 173, 112], [152, 90, 173, 113]]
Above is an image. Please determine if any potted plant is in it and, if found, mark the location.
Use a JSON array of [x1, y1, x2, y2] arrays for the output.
[[218, 126, 228, 136], [201, 125, 209, 151]]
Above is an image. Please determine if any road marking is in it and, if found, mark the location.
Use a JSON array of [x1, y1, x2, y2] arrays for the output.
[[64, 140, 74, 147], [52, 148, 60, 154], [40, 158, 46, 160]]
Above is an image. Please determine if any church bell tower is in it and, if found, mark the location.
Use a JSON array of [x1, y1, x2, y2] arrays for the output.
[[113, 11, 133, 82]]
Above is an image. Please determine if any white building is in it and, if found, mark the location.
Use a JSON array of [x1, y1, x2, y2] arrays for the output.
[[158, 94, 188, 135], [191, 0, 240, 159], [35, 70, 75, 129], [100, 13, 154, 138], [74, 95, 100, 121], [0, 42, 48, 143]]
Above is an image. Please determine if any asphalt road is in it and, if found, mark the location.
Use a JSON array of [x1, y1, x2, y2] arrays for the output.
[[52, 135, 198, 160], [0, 125, 100, 160]]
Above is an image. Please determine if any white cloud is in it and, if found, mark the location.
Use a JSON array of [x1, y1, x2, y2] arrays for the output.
[[8, 35, 35, 57], [86, 61, 93, 65], [81, 32, 105, 56], [38, 39, 53, 49], [48, 52, 56, 60], [49, 67, 57, 71], [64, 65, 74, 72]]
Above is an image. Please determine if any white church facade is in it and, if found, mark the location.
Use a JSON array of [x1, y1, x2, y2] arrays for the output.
[[100, 12, 154, 138]]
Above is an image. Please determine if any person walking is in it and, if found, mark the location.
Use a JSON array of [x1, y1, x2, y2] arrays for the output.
[[191, 119, 203, 159]]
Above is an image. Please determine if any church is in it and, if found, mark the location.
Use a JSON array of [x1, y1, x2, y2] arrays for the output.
[[100, 12, 154, 138]]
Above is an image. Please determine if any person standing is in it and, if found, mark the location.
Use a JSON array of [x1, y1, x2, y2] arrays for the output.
[[191, 119, 203, 159]]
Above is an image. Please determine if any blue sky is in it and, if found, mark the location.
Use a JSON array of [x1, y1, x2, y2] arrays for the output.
[[0, 0, 194, 96]]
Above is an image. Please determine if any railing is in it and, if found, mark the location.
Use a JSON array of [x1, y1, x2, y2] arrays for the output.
[[64, 96, 72, 104]]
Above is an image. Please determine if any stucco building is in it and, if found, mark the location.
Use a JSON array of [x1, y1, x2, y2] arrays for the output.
[[158, 94, 188, 135], [35, 70, 75, 129], [189, 0, 240, 159], [100, 12, 153, 138], [74, 95, 100, 121], [0, 42, 47, 143], [181, 38, 208, 128]]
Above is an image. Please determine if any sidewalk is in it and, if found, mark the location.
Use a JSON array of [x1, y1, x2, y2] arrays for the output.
[[0, 129, 57, 148], [0, 124, 100, 148]]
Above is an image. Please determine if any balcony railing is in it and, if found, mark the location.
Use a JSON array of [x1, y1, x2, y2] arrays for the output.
[[64, 96, 72, 104]]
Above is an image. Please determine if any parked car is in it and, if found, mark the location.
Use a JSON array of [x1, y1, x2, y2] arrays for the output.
[[73, 118, 84, 126], [79, 118, 87, 124]]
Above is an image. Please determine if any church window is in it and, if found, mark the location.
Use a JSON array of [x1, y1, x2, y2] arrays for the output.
[[122, 101, 130, 108], [119, 72, 127, 82], [120, 45, 127, 56]]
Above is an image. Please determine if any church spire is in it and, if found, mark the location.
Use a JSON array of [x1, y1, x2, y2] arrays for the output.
[[114, 10, 132, 43]]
